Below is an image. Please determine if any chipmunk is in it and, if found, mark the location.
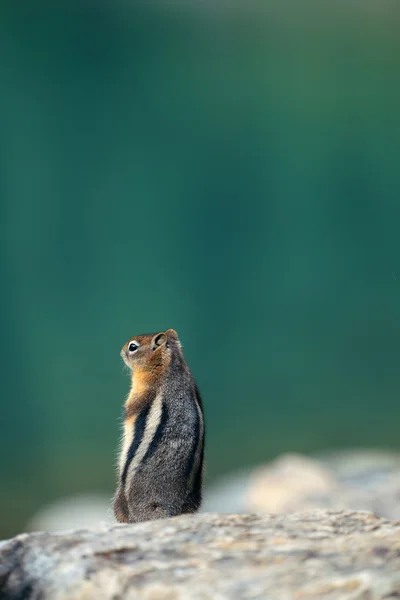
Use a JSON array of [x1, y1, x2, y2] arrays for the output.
[[113, 328, 205, 523]]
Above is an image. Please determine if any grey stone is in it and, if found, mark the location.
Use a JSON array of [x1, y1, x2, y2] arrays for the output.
[[25, 494, 113, 533], [205, 450, 400, 520], [201, 468, 254, 514], [1, 510, 400, 599]]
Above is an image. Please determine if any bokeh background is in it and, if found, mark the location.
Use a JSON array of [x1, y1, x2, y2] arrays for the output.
[[1, 1, 400, 538]]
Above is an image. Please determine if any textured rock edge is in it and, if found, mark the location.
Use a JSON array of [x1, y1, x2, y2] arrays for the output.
[[1, 510, 400, 599]]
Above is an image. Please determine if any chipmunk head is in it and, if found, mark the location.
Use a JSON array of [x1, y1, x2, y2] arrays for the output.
[[121, 328, 180, 370]]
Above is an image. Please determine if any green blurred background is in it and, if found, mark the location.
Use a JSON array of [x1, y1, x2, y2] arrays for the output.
[[1, 1, 400, 538]]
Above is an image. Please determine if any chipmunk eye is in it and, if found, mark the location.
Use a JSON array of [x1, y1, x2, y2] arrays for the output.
[[128, 342, 139, 353]]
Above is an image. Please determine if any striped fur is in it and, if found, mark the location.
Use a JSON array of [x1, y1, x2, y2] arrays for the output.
[[124, 393, 163, 488], [113, 329, 205, 523]]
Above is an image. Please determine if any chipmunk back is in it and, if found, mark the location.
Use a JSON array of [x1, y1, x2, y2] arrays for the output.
[[113, 328, 205, 523]]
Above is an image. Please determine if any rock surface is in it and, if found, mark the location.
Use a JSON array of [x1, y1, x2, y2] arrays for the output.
[[204, 450, 400, 520], [1, 510, 400, 599], [26, 494, 113, 533], [24, 451, 400, 533]]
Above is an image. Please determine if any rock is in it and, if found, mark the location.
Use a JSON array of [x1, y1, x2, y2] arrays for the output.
[[22, 451, 400, 534], [1, 510, 400, 599], [204, 450, 400, 520], [246, 453, 338, 514], [26, 494, 113, 533], [201, 468, 254, 514]]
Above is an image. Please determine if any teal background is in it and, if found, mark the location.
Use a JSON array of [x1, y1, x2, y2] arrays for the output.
[[1, 2, 400, 537]]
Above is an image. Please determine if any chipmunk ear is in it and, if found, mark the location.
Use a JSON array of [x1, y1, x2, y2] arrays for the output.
[[151, 332, 167, 350], [165, 329, 178, 340]]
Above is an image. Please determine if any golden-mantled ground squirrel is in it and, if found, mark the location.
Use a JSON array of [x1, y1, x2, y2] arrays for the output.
[[113, 329, 205, 523]]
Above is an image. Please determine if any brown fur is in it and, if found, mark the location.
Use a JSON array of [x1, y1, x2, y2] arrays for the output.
[[121, 333, 172, 418]]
